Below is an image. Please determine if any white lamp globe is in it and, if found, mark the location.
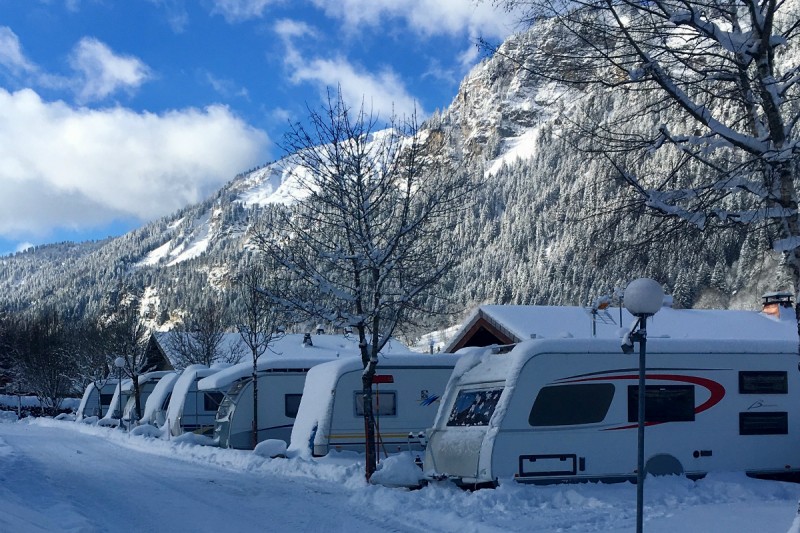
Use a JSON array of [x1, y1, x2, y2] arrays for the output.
[[624, 278, 664, 316], [114, 357, 125, 369]]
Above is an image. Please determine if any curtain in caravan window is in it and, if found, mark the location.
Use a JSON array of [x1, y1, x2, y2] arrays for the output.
[[627, 385, 695, 423], [447, 389, 503, 427], [354, 392, 397, 416], [529, 384, 615, 426]]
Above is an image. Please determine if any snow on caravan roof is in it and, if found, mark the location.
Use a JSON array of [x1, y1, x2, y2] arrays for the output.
[[445, 305, 798, 393], [197, 333, 413, 391], [120, 371, 174, 392], [142, 371, 179, 424], [452, 335, 798, 388], [446, 304, 798, 351]]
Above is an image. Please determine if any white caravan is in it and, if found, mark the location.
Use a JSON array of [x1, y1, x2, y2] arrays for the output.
[[121, 371, 174, 424], [198, 334, 408, 450], [98, 378, 133, 427], [290, 353, 460, 457], [424, 306, 800, 486], [76, 379, 119, 421], [165, 364, 230, 437], [141, 371, 179, 427], [202, 357, 342, 450]]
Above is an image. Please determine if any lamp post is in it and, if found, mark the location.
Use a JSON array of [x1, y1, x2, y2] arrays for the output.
[[622, 278, 663, 533], [114, 357, 125, 429]]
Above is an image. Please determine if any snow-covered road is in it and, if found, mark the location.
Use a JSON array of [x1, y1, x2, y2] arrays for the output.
[[0, 419, 407, 532], [1, 416, 800, 532]]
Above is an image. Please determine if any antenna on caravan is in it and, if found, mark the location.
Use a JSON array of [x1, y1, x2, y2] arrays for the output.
[[587, 294, 617, 337]]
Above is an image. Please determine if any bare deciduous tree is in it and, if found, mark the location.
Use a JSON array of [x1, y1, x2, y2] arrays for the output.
[[169, 299, 243, 368], [233, 260, 287, 450], [493, 0, 800, 316], [251, 89, 473, 478], [12, 310, 76, 415], [71, 316, 116, 417], [100, 288, 153, 422]]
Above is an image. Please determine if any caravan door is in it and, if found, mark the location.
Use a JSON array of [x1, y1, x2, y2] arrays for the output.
[[426, 386, 503, 483]]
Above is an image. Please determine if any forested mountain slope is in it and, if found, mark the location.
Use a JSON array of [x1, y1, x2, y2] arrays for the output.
[[0, 15, 788, 333]]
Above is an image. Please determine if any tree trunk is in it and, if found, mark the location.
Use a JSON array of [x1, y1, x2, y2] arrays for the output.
[[360, 328, 378, 480], [133, 377, 142, 423], [361, 370, 377, 480], [252, 348, 259, 450], [95, 386, 103, 417]]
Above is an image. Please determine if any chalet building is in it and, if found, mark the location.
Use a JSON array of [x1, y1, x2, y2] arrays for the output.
[[443, 305, 619, 353], [443, 297, 793, 353], [142, 333, 178, 371]]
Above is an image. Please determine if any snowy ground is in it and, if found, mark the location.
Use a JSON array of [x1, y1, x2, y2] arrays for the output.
[[1, 416, 799, 533]]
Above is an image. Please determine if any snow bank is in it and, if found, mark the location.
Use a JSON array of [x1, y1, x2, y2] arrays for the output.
[[370, 452, 423, 487], [254, 439, 287, 458]]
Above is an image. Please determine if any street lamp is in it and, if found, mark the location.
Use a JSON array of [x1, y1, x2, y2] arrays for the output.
[[622, 278, 663, 533], [114, 357, 125, 430]]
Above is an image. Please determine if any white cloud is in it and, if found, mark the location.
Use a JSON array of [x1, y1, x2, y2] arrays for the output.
[[69, 37, 152, 102], [276, 19, 421, 120], [290, 57, 422, 120], [148, 0, 191, 33], [211, 0, 281, 22], [0, 88, 270, 238], [203, 71, 250, 100], [0, 26, 36, 75], [309, 0, 519, 41], [14, 241, 33, 254], [274, 18, 316, 40]]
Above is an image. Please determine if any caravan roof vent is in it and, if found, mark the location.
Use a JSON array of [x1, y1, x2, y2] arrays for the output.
[[762, 291, 793, 319], [763, 292, 793, 306]]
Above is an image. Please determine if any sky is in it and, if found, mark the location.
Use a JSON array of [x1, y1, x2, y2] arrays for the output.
[[1, 415, 799, 532], [0, 0, 521, 257]]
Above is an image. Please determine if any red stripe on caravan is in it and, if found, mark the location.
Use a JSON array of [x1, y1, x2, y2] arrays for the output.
[[560, 373, 726, 430]]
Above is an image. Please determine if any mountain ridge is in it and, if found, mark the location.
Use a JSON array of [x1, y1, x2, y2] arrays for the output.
[[0, 22, 782, 332]]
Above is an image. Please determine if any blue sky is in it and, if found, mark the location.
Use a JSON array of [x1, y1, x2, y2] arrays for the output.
[[0, 0, 519, 257]]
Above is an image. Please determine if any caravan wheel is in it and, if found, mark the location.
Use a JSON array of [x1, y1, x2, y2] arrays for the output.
[[645, 454, 684, 477]]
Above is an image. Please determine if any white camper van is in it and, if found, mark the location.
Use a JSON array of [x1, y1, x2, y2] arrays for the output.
[[198, 334, 407, 450], [121, 371, 173, 424], [165, 365, 230, 437], [142, 371, 179, 427], [76, 379, 119, 421], [424, 307, 800, 486], [290, 353, 460, 457]]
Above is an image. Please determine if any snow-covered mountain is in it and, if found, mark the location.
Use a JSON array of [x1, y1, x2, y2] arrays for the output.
[[0, 23, 781, 331]]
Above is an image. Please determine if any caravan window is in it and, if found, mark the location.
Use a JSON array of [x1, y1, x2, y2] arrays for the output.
[[739, 412, 788, 435], [161, 393, 172, 411], [447, 388, 503, 427], [354, 392, 397, 417], [627, 385, 695, 423], [100, 394, 114, 405], [285, 394, 302, 418], [739, 371, 788, 394], [529, 384, 615, 426], [203, 392, 224, 412]]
